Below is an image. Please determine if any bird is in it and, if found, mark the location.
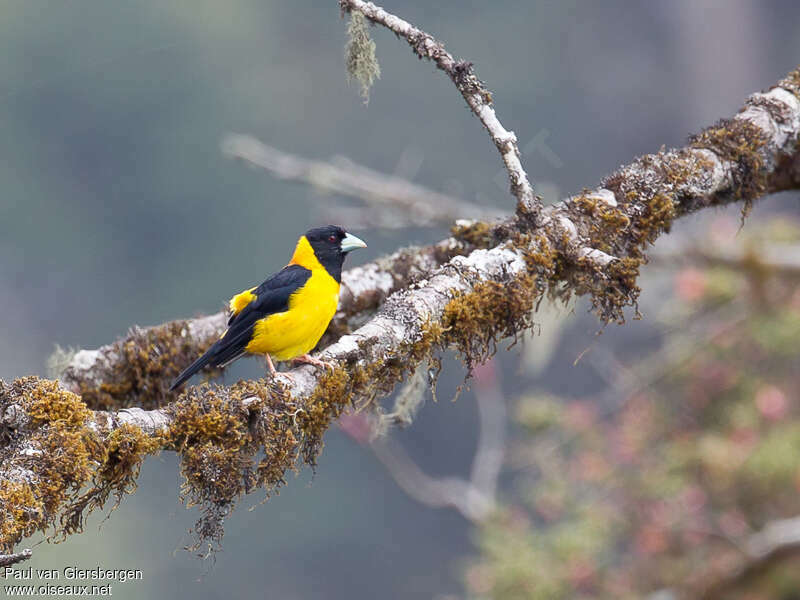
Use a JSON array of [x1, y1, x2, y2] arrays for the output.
[[169, 225, 367, 391]]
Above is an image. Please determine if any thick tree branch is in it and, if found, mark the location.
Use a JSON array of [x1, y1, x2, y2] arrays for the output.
[[339, 0, 541, 222], [3, 33, 800, 554], [59, 234, 481, 410], [0, 549, 32, 568]]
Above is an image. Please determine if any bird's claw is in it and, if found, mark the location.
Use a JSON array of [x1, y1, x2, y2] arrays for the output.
[[263, 354, 295, 385], [294, 354, 336, 372], [265, 371, 294, 388]]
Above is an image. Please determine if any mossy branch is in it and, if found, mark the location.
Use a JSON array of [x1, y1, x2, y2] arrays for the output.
[[0, 549, 32, 568], [2, 56, 800, 557], [60, 238, 473, 412]]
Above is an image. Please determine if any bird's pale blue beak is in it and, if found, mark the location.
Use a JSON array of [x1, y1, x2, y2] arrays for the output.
[[341, 232, 367, 253]]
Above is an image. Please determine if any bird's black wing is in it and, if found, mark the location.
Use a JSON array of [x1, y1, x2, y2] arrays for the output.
[[169, 265, 311, 391], [227, 264, 311, 326]]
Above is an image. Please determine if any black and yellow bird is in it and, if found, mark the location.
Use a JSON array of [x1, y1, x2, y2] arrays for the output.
[[169, 225, 367, 391]]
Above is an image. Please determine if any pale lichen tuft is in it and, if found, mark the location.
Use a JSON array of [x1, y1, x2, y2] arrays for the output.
[[46, 345, 78, 380], [345, 11, 381, 104]]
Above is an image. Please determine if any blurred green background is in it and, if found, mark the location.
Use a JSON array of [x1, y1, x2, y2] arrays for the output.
[[2, 1, 799, 598]]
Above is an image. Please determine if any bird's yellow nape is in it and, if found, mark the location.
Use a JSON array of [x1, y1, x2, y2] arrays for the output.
[[288, 235, 323, 271]]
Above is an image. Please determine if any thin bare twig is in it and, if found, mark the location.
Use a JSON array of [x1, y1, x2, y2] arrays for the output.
[[652, 516, 800, 600], [652, 242, 800, 280], [358, 359, 505, 522], [468, 361, 506, 501], [339, 0, 542, 223], [370, 438, 494, 521], [222, 133, 501, 228]]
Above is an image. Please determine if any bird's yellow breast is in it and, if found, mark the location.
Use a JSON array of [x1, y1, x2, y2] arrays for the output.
[[245, 263, 340, 361]]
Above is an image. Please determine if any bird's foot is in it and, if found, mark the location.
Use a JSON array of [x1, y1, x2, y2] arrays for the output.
[[277, 371, 295, 384], [264, 354, 294, 385], [293, 354, 336, 372], [264, 370, 294, 387]]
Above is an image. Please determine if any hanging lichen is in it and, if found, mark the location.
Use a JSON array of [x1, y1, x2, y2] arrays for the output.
[[345, 11, 381, 104]]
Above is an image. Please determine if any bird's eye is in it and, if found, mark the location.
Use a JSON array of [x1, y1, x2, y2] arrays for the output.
[[329, 235, 337, 242]]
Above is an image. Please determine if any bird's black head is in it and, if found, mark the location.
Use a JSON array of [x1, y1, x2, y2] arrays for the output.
[[301, 225, 367, 282]]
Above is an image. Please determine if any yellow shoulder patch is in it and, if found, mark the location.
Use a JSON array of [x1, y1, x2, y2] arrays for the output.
[[229, 287, 257, 316]]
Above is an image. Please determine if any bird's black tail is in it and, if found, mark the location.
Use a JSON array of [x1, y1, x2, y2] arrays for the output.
[[169, 348, 216, 391], [169, 336, 248, 392]]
